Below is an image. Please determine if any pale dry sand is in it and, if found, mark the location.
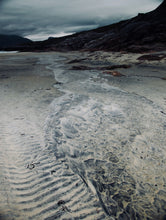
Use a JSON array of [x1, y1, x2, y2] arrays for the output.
[[0, 51, 166, 220]]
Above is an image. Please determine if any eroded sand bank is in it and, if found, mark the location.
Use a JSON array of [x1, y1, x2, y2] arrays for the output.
[[0, 51, 166, 220]]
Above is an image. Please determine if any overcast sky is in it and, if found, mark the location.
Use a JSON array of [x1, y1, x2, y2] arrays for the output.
[[0, 0, 162, 41]]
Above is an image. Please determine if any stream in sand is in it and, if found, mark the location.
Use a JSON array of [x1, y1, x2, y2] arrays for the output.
[[0, 52, 166, 219]]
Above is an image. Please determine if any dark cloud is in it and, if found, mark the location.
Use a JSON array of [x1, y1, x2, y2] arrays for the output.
[[0, 0, 163, 40], [0, 0, 10, 7]]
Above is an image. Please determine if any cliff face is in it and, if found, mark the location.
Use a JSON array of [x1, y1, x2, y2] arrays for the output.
[[0, 34, 32, 50]]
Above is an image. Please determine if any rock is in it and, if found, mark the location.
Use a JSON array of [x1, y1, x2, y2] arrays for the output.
[[57, 200, 65, 206], [67, 59, 86, 64], [137, 54, 166, 61], [107, 65, 131, 70], [70, 65, 94, 70], [103, 70, 125, 77]]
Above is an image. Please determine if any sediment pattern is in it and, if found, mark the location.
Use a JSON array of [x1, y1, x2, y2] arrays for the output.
[[46, 57, 166, 219], [0, 117, 105, 219], [45, 89, 166, 219], [0, 55, 106, 219], [0, 53, 166, 219]]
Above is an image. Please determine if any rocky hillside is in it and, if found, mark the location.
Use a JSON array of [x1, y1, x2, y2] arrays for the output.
[[0, 34, 32, 50], [3, 0, 166, 53]]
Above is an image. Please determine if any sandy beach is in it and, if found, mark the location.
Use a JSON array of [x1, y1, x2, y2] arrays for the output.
[[0, 51, 166, 219]]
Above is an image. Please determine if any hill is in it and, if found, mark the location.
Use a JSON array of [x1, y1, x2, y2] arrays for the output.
[[26, 0, 166, 53], [0, 34, 32, 50], [3, 0, 166, 53]]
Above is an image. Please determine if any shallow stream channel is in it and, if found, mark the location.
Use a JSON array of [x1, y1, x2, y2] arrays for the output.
[[40, 53, 166, 219], [0, 52, 166, 220]]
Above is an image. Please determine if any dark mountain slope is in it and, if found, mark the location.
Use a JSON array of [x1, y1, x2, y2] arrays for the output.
[[0, 34, 32, 50], [7, 0, 166, 53]]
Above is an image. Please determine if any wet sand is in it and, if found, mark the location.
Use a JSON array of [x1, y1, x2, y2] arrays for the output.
[[0, 51, 166, 219], [0, 53, 62, 219]]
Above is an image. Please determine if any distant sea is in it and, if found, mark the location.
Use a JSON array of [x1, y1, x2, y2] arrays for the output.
[[0, 51, 18, 54]]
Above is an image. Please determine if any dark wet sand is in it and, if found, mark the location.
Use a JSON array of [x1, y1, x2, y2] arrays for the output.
[[0, 51, 166, 220]]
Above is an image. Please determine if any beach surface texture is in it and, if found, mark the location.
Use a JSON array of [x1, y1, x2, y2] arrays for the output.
[[0, 51, 166, 219]]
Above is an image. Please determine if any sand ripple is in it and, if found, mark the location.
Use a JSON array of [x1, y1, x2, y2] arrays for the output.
[[0, 52, 166, 219]]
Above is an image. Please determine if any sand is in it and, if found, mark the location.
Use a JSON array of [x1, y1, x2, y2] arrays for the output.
[[0, 52, 62, 219], [0, 51, 166, 220]]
